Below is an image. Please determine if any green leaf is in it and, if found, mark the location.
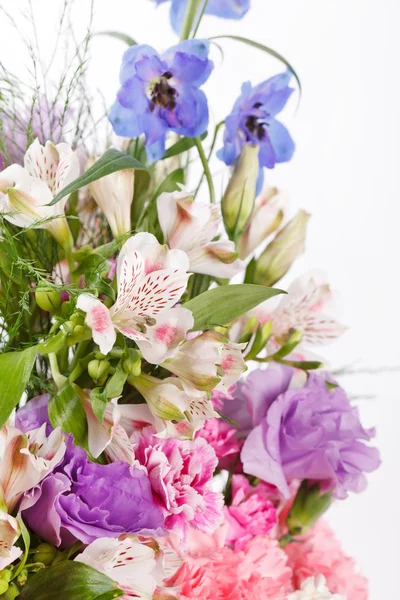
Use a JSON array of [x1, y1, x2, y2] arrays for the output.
[[278, 359, 323, 371], [90, 387, 108, 423], [183, 284, 285, 331], [162, 132, 207, 160], [19, 561, 123, 600], [105, 361, 128, 399], [96, 30, 137, 46], [0, 345, 37, 428], [131, 170, 151, 226], [209, 35, 301, 96], [12, 517, 30, 580], [50, 149, 148, 206], [38, 330, 67, 355], [49, 383, 87, 448]]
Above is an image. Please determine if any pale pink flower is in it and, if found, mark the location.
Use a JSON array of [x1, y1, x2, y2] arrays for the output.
[[75, 536, 160, 599], [165, 527, 292, 600], [224, 474, 277, 549], [196, 417, 241, 468], [77, 232, 193, 363], [287, 576, 346, 599], [0, 424, 66, 511], [157, 189, 244, 278], [0, 511, 22, 570], [237, 186, 286, 259], [131, 374, 218, 438], [87, 157, 135, 238], [0, 139, 80, 246], [131, 427, 223, 537], [284, 520, 369, 600], [163, 331, 246, 393]]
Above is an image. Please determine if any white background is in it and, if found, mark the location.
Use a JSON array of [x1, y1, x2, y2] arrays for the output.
[[1, 1, 399, 597]]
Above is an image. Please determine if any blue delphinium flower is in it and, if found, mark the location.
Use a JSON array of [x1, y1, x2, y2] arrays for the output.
[[109, 40, 213, 162], [153, 0, 250, 35], [217, 72, 295, 189]]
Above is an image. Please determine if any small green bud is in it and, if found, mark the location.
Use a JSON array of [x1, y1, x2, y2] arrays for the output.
[[88, 359, 110, 385], [61, 300, 73, 316], [222, 145, 259, 240], [286, 480, 332, 537], [253, 210, 310, 286], [70, 312, 85, 326], [16, 568, 28, 587], [35, 284, 61, 313], [34, 542, 58, 566], [123, 349, 142, 377]]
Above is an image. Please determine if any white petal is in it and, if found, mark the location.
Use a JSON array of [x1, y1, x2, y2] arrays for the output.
[[77, 294, 116, 355], [188, 240, 244, 278], [119, 232, 190, 275]]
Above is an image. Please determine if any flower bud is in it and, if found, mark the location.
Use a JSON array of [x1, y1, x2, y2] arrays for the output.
[[252, 210, 310, 286], [88, 359, 110, 385], [16, 568, 28, 587], [222, 145, 259, 239], [123, 349, 142, 377], [34, 542, 58, 566], [286, 480, 332, 537], [237, 187, 286, 259], [35, 284, 61, 313]]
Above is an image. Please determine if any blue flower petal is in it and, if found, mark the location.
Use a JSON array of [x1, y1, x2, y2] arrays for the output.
[[109, 101, 142, 138], [117, 76, 149, 111], [266, 119, 295, 164], [163, 40, 213, 87], [258, 137, 277, 169], [120, 44, 159, 85], [135, 55, 167, 82], [217, 132, 243, 166], [172, 86, 209, 137], [206, 0, 250, 19], [141, 112, 168, 163], [255, 166, 265, 196]]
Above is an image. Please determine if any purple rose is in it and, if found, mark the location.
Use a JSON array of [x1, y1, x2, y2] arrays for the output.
[[15, 394, 52, 435], [240, 370, 380, 499], [21, 438, 165, 548]]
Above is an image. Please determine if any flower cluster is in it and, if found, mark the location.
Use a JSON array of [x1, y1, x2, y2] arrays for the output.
[[0, 0, 379, 598]]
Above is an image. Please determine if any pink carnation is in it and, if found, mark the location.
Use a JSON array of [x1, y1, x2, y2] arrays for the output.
[[131, 427, 223, 537], [166, 527, 293, 600], [196, 417, 241, 468], [224, 474, 277, 549], [284, 520, 368, 599]]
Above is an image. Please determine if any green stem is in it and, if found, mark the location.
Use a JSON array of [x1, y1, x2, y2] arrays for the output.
[[194, 120, 224, 200], [191, 0, 209, 38], [194, 137, 215, 204], [69, 339, 91, 373], [180, 0, 202, 40], [48, 353, 67, 389]]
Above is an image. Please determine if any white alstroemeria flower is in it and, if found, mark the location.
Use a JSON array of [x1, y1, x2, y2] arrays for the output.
[[75, 537, 159, 600], [87, 157, 134, 239], [131, 373, 218, 439], [157, 189, 244, 278], [0, 424, 66, 511], [237, 186, 286, 259], [0, 511, 22, 570], [77, 232, 193, 364], [286, 575, 346, 599], [270, 270, 347, 346], [163, 331, 246, 393], [0, 139, 80, 247]]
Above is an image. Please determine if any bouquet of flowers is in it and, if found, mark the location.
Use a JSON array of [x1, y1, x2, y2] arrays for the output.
[[0, 1, 380, 598]]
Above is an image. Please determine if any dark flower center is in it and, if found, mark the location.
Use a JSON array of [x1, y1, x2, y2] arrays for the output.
[[150, 71, 177, 111], [245, 102, 269, 141]]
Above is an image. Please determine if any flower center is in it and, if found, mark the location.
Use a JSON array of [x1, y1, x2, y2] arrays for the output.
[[149, 71, 177, 111], [244, 102, 269, 141]]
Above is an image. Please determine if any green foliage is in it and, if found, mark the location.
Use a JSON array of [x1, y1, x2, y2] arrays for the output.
[[50, 150, 148, 206], [18, 561, 123, 600], [183, 284, 285, 330], [48, 383, 88, 448], [0, 345, 38, 428]]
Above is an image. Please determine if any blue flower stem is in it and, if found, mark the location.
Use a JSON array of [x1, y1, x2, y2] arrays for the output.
[[180, 0, 203, 40], [194, 137, 215, 204], [191, 0, 209, 38], [194, 120, 224, 199]]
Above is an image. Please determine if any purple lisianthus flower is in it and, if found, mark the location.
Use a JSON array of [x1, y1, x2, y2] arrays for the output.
[[15, 394, 52, 436], [109, 40, 213, 162], [153, 0, 250, 35], [21, 437, 165, 548], [240, 369, 380, 499], [217, 72, 295, 192]]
